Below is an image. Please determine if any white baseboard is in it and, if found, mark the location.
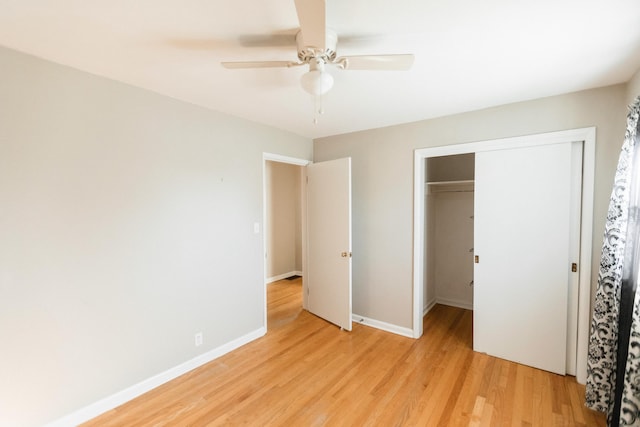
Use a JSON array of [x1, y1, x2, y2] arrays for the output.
[[266, 271, 303, 284], [352, 314, 414, 338], [45, 327, 266, 427], [436, 297, 473, 311], [423, 299, 437, 316]]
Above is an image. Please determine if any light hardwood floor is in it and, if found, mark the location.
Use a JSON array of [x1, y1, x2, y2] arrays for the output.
[[83, 278, 606, 426]]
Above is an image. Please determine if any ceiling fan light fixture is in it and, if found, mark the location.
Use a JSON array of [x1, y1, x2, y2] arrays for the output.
[[300, 69, 334, 95], [300, 59, 333, 96]]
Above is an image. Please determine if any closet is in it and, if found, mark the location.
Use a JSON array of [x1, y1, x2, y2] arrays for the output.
[[416, 129, 594, 378], [424, 154, 475, 313]]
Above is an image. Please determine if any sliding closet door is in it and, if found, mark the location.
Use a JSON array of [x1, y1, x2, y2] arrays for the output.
[[473, 141, 581, 375]]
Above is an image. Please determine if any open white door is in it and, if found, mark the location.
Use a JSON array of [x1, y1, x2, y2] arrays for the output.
[[306, 158, 352, 331], [473, 141, 581, 375]]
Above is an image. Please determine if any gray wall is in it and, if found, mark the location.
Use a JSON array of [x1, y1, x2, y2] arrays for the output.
[[0, 46, 312, 427], [431, 190, 474, 309], [314, 83, 630, 329], [627, 68, 640, 104]]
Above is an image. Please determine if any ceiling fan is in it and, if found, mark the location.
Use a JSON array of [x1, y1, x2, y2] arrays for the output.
[[221, 0, 415, 98]]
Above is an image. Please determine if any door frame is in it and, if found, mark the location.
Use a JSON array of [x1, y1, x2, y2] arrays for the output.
[[262, 153, 311, 330], [412, 127, 595, 384]]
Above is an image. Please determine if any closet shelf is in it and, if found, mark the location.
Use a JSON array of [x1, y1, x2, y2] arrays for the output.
[[426, 180, 474, 194]]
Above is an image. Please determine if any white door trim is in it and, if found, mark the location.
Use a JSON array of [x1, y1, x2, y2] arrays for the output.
[[412, 127, 595, 384], [262, 153, 311, 330]]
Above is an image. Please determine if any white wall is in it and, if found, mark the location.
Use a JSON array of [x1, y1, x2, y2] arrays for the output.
[[265, 161, 302, 280], [314, 84, 628, 330], [0, 46, 312, 427]]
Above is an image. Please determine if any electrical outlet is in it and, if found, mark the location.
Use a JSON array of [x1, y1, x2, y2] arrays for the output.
[[195, 332, 203, 347]]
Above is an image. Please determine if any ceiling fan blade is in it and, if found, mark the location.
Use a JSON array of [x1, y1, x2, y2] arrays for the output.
[[294, 0, 326, 50], [221, 61, 299, 69], [237, 29, 298, 47], [337, 54, 415, 71]]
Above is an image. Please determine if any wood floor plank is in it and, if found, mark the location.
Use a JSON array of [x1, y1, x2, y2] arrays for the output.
[[82, 279, 606, 426]]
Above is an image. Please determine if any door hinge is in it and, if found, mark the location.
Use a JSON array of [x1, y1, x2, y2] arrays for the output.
[[571, 262, 578, 273], [474, 255, 479, 264]]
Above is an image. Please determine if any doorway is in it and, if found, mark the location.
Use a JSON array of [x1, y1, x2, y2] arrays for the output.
[[263, 154, 354, 331], [412, 128, 596, 383], [265, 160, 304, 283], [263, 154, 310, 329]]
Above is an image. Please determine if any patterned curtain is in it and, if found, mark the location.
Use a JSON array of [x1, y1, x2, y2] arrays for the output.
[[586, 95, 640, 426]]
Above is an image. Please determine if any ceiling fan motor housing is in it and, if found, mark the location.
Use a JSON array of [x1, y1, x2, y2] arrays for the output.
[[296, 29, 337, 64]]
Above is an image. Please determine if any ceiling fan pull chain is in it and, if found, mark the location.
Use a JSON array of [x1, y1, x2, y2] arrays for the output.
[[312, 94, 318, 124], [317, 93, 325, 115], [312, 93, 325, 125]]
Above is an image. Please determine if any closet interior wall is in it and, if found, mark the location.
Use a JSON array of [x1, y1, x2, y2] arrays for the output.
[[425, 154, 475, 313]]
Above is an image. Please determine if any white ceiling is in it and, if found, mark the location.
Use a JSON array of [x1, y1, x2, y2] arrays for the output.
[[1, 1, 639, 139]]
